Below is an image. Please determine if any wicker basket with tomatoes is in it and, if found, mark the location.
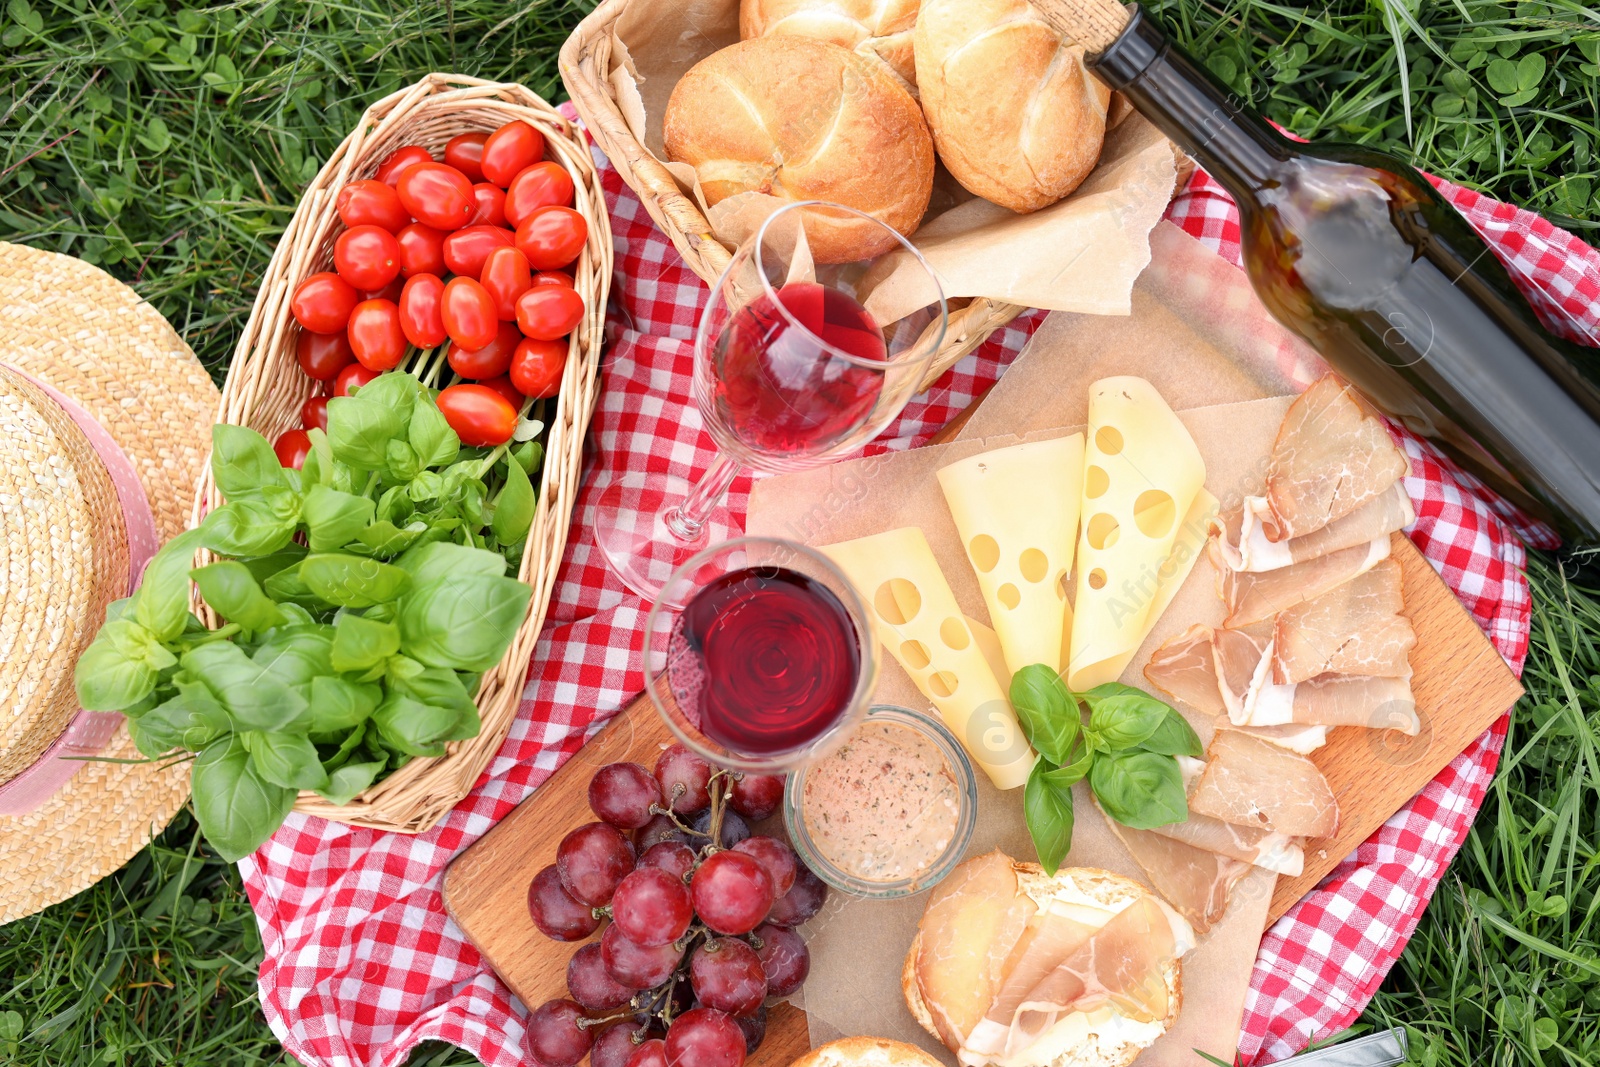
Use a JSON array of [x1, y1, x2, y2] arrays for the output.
[[194, 75, 609, 836]]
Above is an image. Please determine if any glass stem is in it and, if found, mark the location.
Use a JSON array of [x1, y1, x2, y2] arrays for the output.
[[665, 454, 740, 544]]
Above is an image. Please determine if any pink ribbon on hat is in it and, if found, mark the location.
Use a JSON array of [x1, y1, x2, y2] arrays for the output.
[[0, 365, 162, 817]]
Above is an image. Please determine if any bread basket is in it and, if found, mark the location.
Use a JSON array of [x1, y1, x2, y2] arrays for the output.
[[193, 74, 610, 835], [560, 0, 1026, 390]]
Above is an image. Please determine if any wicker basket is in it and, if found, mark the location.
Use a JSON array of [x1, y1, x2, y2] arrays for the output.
[[559, 0, 1025, 390], [193, 74, 611, 835]]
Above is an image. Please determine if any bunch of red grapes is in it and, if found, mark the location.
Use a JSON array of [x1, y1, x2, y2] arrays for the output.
[[277, 119, 586, 467], [525, 744, 828, 1067]]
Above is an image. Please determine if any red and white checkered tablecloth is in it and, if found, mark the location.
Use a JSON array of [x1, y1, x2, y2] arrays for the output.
[[240, 105, 1600, 1067]]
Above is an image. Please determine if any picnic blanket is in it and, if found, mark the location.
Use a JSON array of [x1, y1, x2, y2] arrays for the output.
[[240, 104, 1600, 1067]]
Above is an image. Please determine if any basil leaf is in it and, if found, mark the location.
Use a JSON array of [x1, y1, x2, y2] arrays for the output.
[[1137, 707, 1204, 758], [330, 614, 401, 672], [299, 553, 411, 608], [308, 675, 380, 736], [236, 544, 308, 586], [353, 520, 427, 557], [1046, 745, 1093, 790], [1009, 664, 1079, 765], [306, 427, 334, 487], [396, 572, 531, 672], [317, 759, 386, 805], [262, 563, 330, 610], [394, 540, 507, 585], [244, 730, 329, 791], [133, 529, 203, 641], [316, 721, 370, 768], [1024, 758, 1075, 877], [327, 395, 403, 470], [371, 692, 457, 756], [490, 454, 535, 545], [252, 626, 335, 697], [1089, 750, 1189, 829], [301, 485, 377, 553], [350, 370, 418, 419], [190, 561, 288, 633], [408, 470, 445, 503], [409, 394, 460, 469], [74, 618, 175, 711], [386, 438, 420, 482], [125, 680, 229, 758], [511, 440, 543, 476], [211, 424, 285, 501], [180, 642, 308, 731], [1085, 688, 1170, 751], [392, 667, 480, 740], [199, 493, 300, 557], [191, 735, 296, 863]]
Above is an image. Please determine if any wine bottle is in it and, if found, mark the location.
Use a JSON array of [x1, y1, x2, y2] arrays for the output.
[[1034, 0, 1600, 542]]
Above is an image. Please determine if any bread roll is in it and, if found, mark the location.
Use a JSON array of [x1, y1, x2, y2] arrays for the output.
[[741, 0, 920, 88], [664, 37, 934, 262], [788, 1036, 944, 1067], [914, 0, 1111, 213]]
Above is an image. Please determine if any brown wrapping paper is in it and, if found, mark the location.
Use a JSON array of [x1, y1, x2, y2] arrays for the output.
[[745, 224, 1330, 1064]]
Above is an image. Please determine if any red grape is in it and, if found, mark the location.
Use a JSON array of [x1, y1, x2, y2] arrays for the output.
[[591, 1022, 649, 1067], [732, 837, 797, 898], [556, 822, 634, 907], [589, 762, 662, 830], [665, 1008, 746, 1067], [765, 862, 827, 927], [635, 814, 690, 852], [690, 852, 774, 936], [654, 744, 712, 814], [692, 809, 749, 849], [752, 923, 809, 996], [690, 937, 767, 1017], [735, 1005, 767, 1055], [567, 942, 634, 1012], [600, 923, 682, 990], [527, 865, 600, 942], [638, 841, 696, 883], [625, 1038, 668, 1067], [524, 999, 592, 1067], [728, 774, 785, 821], [611, 868, 693, 948]]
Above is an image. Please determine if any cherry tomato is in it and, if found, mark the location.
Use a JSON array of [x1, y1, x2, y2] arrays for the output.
[[399, 274, 448, 349], [362, 278, 406, 303], [396, 162, 475, 231], [480, 120, 545, 186], [444, 132, 488, 182], [437, 383, 518, 447], [441, 224, 514, 279], [333, 362, 379, 397], [301, 394, 330, 432], [447, 321, 521, 379], [374, 145, 434, 186], [515, 285, 585, 341], [336, 179, 411, 232], [504, 162, 576, 227], [480, 374, 525, 410], [347, 299, 408, 371], [468, 183, 507, 227], [274, 429, 312, 469], [291, 272, 360, 334], [296, 329, 355, 381], [481, 246, 532, 321], [514, 206, 587, 270], [396, 223, 448, 278], [442, 276, 500, 351], [509, 336, 567, 399], [333, 224, 403, 292], [534, 269, 574, 288]]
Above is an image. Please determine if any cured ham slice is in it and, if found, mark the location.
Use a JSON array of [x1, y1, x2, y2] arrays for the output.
[[1143, 624, 1226, 717], [1211, 482, 1413, 572], [978, 903, 1100, 1045], [1265, 375, 1410, 541], [1219, 536, 1391, 627], [1232, 723, 1328, 754], [1252, 672, 1420, 735], [1188, 729, 1340, 837], [1273, 558, 1415, 683], [1144, 812, 1303, 875], [1103, 818, 1250, 934]]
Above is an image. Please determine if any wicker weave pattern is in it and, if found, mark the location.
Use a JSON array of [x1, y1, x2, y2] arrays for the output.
[[194, 75, 611, 835]]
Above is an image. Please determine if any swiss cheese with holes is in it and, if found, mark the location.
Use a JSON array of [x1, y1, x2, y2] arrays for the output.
[[937, 435, 1084, 676], [822, 527, 1037, 790], [1068, 378, 1209, 692]]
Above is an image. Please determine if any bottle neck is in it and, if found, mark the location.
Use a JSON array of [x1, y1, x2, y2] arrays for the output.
[[1088, 7, 1292, 199]]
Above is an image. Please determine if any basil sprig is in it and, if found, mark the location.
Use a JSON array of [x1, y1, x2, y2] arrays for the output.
[[1011, 667, 1202, 875]]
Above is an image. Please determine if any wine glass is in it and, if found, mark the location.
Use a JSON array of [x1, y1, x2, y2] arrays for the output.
[[594, 200, 947, 602], [642, 536, 879, 774]]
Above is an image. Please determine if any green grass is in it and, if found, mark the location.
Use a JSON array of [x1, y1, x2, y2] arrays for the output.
[[1, 1, 1598, 1065]]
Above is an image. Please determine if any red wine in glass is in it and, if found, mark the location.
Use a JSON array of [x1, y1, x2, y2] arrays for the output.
[[666, 565, 862, 755], [712, 281, 887, 455]]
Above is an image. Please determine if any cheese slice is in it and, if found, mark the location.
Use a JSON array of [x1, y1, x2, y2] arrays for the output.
[[937, 436, 1085, 676], [822, 527, 1037, 790], [1067, 378, 1208, 691]]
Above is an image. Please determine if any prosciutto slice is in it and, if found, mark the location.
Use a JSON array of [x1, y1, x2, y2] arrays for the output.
[[1188, 729, 1340, 837], [1211, 483, 1413, 572], [972, 902, 1101, 1052], [1219, 536, 1391, 627], [1233, 723, 1329, 753], [1103, 818, 1251, 934], [1143, 624, 1227, 717], [1144, 813, 1303, 875], [1272, 558, 1415, 683]]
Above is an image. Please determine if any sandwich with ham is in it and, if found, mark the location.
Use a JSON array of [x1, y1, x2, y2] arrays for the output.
[[902, 852, 1193, 1067]]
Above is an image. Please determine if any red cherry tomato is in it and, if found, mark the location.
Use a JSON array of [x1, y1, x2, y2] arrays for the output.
[[296, 330, 355, 381], [515, 285, 585, 341], [398, 274, 448, 349], [333, 224, 403, 292], [514, 206, 587, 270], [509, 336, 567, 399], [274, 429, 312, 469], [533, 269, 574, 288], [336, 179, 411, 232], [443, 132, 488, 183], [481, 246, 532, 321], [504, 162, 576, 227], [441, 224, 514, 279], [374, 145, 433, 187], [480, 374, 525, 410], [468, 183, 507, 227], [301, 394, 330, 432], [395, 223, 448, 278], [396, 162, 475, 231], [291, 272, 360, 334], [362, 278, 405, 303], [437, 384, 518, 447], [442, 276, 499, 351], [480, 121, 545, 186], [347, 299, 408, 371], [333, 362, 379, 397], [447, 321, 521, 379]]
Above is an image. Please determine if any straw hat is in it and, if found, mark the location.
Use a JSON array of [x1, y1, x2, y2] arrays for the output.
[[0, 241, 218, 924]]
